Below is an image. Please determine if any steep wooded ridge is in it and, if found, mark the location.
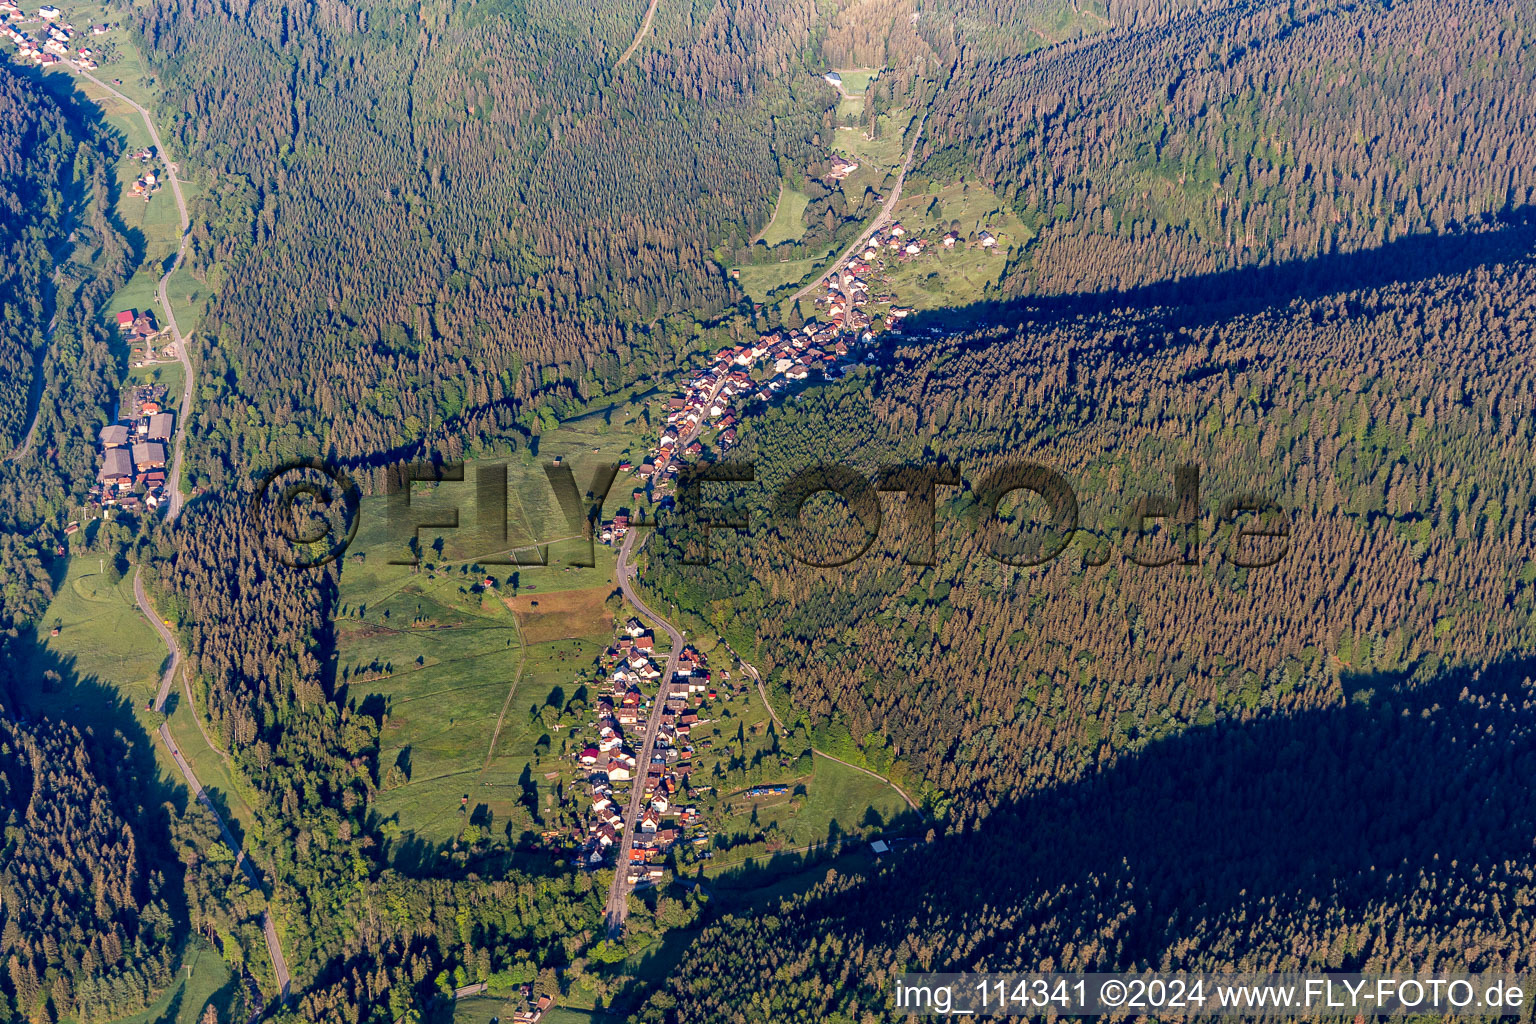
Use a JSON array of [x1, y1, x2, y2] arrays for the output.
[[921, 0, 1536, 296], [0, 70, 70, 453], [9, 0, 1531, 1017], [135, 0, 828, 486], [0, 708, 178, 1023], [614, 1, 1536, 1015], [638, 659, 1536, 1023], [650, 212, 1536, 819], [0, 63, 136, 627], [646, 0, 1536, 820]]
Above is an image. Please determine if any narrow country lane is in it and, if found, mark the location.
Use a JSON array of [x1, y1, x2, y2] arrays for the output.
[[77, 69, 197, 520], [134, 569, 293, 1004]]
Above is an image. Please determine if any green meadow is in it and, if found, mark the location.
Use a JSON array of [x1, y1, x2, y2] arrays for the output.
[[108, 939, 239, 1024], [831, 107, 916, 180], [340, 441, 631, 851], [835, 68, 878, 95], [30, 558, 166, 713], [733, 255, 827, 303], [754, 182, 811, 247]]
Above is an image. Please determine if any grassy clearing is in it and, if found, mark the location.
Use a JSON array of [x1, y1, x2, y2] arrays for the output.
[[107, 266, 163, 324], [701, 754, 908, 876], [165, 687, 261, 838], [15, 556, 261, 848], [336, 562, 526, 848], [883, 179, 1032, 308], [835, 68, 878, 95], [127, 355, 184, 395], [754, 182, 811, 247], [732, 255, 826, 303], [339, 413, 644, 850], [454, 996, 606, 1024], [110, 938, 238, 1024], [348, 426, 640, 568], [831, 107, 914, 176], [164, 262, 213, 330], [57, 2, 206, 341], [340, 443, 625, 848], [68, 2, 165, 110], [30, 558, 165, 711], [472, 631, 611, 843]]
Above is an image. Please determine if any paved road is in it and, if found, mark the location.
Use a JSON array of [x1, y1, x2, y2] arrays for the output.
[[785, 111, 928, 309], [614, 0, 659, 68], [601, 373, 735, 934], [77, 69, 197, 520], [134, 569, 293, 1004], [605, 526, 686, 935]]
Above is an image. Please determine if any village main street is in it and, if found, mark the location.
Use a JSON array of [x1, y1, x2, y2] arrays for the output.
[[785, 111, 928, 309]]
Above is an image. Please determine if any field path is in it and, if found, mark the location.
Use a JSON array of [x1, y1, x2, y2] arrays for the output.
[[615, 0, 659, 69], [719, 638, 923, 818], [5, 302, 58, 464], [750, 180, 787, 245]]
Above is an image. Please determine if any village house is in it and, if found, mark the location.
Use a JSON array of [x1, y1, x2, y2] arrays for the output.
[[132, 441, 166, 470], [99, 449, 132, 486]]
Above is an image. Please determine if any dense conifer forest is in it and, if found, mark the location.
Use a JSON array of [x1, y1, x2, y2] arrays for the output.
[[4, 0, 1535, 1018], [0, 65, 137, 629], [0, 706, 179, 1023], [920, 0, 1536, 295], [135, 0, 833, 484]]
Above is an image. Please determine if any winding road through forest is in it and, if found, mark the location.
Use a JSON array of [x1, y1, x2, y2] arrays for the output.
[[91, 68, 284, 1007]]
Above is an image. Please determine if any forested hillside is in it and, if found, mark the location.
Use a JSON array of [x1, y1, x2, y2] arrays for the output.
[[144, 502, 617, 1022], [0, 69, 70, 453], [649, 216, 1536, 822], [632, 195, 1536, 1024], [0, 706, 179, 1023], [0, 66, 135, 631], [638, 657, 1536, 1022], [920, 0, 1536, 295], [136, 0, 830, 486], [83, 0, 1536, 1018]]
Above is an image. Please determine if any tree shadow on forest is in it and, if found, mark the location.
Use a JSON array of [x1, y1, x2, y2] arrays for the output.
[[1, 65, 132, 456], [0, 636, 206, 958], [892, 205, 1536, 352], [691, 653, 1536, 983]]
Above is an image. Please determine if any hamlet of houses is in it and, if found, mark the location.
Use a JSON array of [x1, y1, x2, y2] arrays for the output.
[[95, 382, 176, 512], [574, 619, 713, 888], [2, 1, 105, 68], [617, 216, 991, 506]]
